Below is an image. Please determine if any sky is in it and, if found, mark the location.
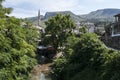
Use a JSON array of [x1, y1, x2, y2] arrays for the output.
[[2, 0, 120, 18]]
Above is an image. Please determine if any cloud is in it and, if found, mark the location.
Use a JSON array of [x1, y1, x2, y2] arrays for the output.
[[3, 0, 120, 18], [8, 8, 37, 18], [3, 0, 81, 18], [94, 0, 105, 2]]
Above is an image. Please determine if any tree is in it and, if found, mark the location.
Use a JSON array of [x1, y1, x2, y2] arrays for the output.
[[0, 0, 12, 18], [0, 1, 38, 79], [44, 14, 75, 51], [24, 27, 39, 47], [51, 33, 120, 80], [79, 26, 88, 34]]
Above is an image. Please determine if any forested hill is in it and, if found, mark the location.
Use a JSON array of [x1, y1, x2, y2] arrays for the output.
[[25, 11, 83, 24], [43, 11, 83, 22], [25, 15, 44, 24], [26, 8, 120, 24], [79, 8, 120, 22]]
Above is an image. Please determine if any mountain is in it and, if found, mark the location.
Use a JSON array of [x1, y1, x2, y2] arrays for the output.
[[25, 15, 44, 24], [25, 8, 120, 24], [43, 11, 83, 22], [79, 8, 120, 22], [25, 11, 82, 25]]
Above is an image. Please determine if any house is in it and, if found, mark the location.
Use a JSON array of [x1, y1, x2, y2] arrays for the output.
[[81, 22, 95, 33], [111, 13, 120, 37], [102, 13, 120, 50]]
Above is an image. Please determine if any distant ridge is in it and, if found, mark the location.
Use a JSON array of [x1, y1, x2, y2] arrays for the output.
[[25, 15, 44, 24], [79, 8, 120, 22], [25, 8, 120, 24], [43, 11, 83, 22], [25, 11, 82, 25]]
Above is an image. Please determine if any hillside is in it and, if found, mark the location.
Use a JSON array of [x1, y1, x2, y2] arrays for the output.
[[43, 11, 83, 22], [25, 11, 83, 24], [25, 15, 44, 24], [79, 8, 120, 22], [25, 8, 120, 24]]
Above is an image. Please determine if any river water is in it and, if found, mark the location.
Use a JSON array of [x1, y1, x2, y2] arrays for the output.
[[40, 73, 46, 80], [29, 63, 52, 80], [40, 72, 51, 80]]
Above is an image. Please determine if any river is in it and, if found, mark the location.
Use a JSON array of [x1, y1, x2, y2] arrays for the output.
[[29, 64, 52, 80], [40, 72, 51, 80]]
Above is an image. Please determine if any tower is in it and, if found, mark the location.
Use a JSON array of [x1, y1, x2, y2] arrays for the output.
[[38, 9, 41, 26]]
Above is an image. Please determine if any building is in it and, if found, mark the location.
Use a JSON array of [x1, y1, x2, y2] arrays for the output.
[[34, 10, 45, 33], [81, 22, 95, 33], [111, 13, 120, 37], [102, 13, 120, 50]]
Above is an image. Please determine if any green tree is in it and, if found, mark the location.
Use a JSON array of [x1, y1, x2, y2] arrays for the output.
[[0, 0, 12, 18], [51, 33, 106, 80], [51, 33, 120, 80], [44, 14, 75, 51], [0, 1, 38, 79], [101, 50, 120, 80], [67, 33, 108, 80], [24, 27, 39, 47], [79, 26, 88, 34]]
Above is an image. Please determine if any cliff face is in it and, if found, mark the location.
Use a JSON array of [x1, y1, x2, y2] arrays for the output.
[[25, 11, 83, 24], [44, 11, 82, 22]]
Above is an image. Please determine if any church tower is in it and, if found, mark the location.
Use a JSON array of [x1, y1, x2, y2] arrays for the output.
[[38, 9, 41, 26]]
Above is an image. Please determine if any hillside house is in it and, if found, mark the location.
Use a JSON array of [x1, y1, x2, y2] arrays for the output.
[[102, 13, 120, 50], [111, 13, 120, 36], [81, 22, 95, 33]]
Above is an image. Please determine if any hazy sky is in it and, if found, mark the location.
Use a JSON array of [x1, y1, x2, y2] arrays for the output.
[[3, 0, 120, 18]]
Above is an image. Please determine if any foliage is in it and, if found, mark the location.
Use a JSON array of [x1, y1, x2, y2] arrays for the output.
[[43, 14, 75, 50], [63, 34, 80, 58], [0, 0, 12, 18], [51, 57, 67, 80], [51, 33, 120, 80], [104, 23, 112, 35], [79, 26, 88, 34], [102, 51, 120, 80], [0, 1, 38, 79], [23, 27, 39, 47]]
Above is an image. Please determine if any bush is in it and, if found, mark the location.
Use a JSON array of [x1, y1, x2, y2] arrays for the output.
[[51, 33, 120, 80]]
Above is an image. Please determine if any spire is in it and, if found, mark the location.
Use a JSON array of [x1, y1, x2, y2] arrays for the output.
[[38, 9, 41, 26]]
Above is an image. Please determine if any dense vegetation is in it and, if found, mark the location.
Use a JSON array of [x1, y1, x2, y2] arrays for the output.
[[42, 13, 120, 80], [45, 14, 120, 80], [0, 0, 38, 79], [1, 0, 120, 80], [43, 14, 75, 51], [51, 33, 120, 80]]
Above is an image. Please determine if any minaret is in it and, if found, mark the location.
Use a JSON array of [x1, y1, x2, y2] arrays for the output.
[[38, 9, 41, 26]]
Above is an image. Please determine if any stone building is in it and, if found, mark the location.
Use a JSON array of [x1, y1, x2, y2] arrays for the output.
[[102, 13, 120, 50], [111, 14, 120, 36]]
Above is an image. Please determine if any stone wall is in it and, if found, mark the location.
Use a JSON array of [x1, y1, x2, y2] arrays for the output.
[[102, 34, 120, 50]]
